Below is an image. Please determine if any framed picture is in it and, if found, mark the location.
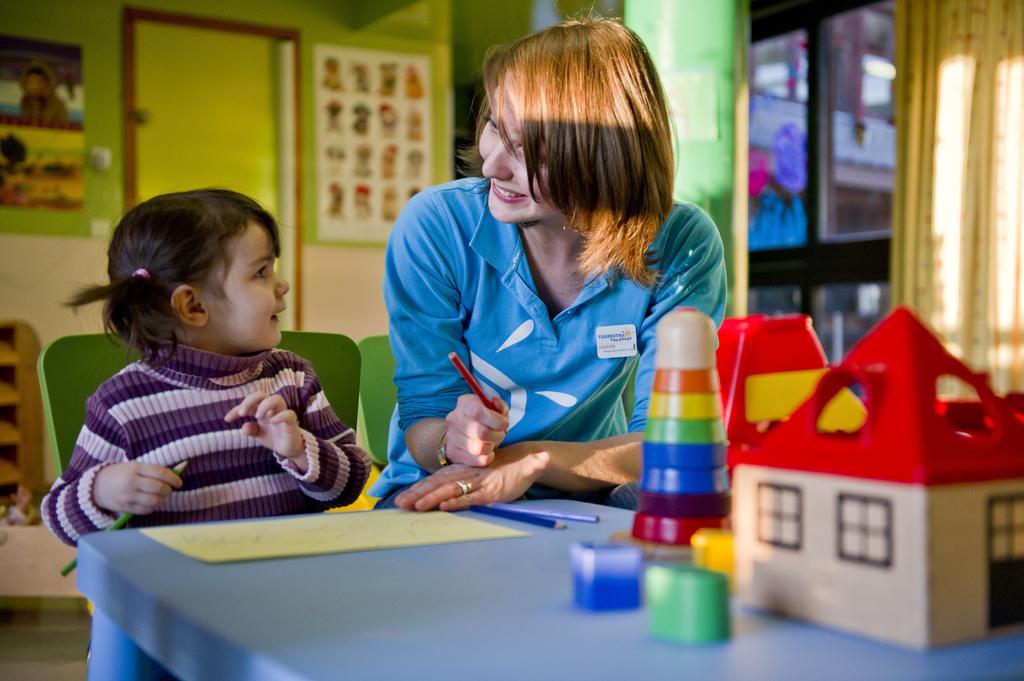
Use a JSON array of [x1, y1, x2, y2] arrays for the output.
[[0, 35, 84, 211], [315, 44, 431, 243]]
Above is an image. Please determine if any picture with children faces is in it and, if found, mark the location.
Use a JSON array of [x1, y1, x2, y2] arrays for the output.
[[315, 44, 431, 243]]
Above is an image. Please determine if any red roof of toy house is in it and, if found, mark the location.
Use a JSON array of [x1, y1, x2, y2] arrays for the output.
[[716, 314, 828, 449], [730, 307, 1024, 485]]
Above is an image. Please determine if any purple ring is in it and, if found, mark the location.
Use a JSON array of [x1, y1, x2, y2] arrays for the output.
[[638, 491, 731, 518]]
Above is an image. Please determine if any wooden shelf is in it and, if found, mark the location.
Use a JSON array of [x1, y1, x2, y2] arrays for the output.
[[0, 384, 18, 406], [0, 421, 19, 446], [0, 458, 19, 487], [0, 321, 41, 491]]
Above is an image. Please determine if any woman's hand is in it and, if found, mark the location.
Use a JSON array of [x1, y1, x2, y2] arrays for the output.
[[225, 391, 307, 473], [395, 446, 549, 512], [443, 394, 509, 467], [93, 462, 184, 515]]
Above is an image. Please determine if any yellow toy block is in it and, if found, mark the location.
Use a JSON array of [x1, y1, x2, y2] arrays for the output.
[[690, 527, 734, 590], [745, 369, 866, 433]]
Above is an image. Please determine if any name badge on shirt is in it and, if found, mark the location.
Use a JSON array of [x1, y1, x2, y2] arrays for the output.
[[596, 324, 638, 359]]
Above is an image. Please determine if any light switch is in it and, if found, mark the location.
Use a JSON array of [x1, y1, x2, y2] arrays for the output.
[[90, 218, 111, 237], [89, 147, 112, 171]]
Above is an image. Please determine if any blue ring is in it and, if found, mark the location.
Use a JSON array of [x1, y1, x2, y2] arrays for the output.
[[642, 442, 726, 469], [640, 465, 730, 495]]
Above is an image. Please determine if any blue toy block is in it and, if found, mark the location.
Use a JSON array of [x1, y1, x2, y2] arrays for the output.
[[571, 542, 642, 611]]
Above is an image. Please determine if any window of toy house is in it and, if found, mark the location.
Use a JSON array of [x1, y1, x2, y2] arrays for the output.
[[989, 493, 1024, 627], [837, 492, 893, 568], [989, 494, 1024, 563], [748, 0, 895, 362], [758, 482, 803, 550]]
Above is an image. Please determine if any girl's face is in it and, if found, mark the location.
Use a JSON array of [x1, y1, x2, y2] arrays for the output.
[[198, 222, 288, 355], [479, 93, 564, 229]]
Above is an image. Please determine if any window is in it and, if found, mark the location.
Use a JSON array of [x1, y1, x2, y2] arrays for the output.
[[837, 493, 893, 568], [989, 494, 1024, 563], [813, 282, 890, 360], [989, 493, 1024, 628], [749, 283, 802, 316], [758, 482, 803, 550], [749, 0, 895, 361]]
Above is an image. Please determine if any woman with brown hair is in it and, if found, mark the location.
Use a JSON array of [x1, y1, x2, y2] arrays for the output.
[[371, 17, 727, 511]]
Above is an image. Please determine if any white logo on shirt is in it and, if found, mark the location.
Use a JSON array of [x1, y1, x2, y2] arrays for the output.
[[468, 320, 582, 433]]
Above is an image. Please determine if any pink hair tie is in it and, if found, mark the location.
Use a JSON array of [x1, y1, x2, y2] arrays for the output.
[[131, 268, 150, 280]]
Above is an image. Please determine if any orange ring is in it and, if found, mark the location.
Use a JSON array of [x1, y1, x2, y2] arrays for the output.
[[653, 369, 719, 393]]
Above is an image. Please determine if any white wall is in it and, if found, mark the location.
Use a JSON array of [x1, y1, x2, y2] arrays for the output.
[[733, 465, 930, 648], [734, 466, 1024, 648], [0, 234, 109, 346], [300, 245, 388, 341], [929, 478, 1024, 645]]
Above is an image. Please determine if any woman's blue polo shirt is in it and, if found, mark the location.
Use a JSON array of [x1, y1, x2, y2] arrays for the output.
[[371, 178, 727, 498]]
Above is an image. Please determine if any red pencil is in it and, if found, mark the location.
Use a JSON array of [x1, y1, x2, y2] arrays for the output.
[[448, 352, 499, 410]]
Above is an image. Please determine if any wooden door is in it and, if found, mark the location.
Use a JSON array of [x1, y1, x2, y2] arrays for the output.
[[123, 9, 301, 326]]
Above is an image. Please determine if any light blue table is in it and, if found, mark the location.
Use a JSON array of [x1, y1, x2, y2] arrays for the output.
[[77, 500, 1024, 681]]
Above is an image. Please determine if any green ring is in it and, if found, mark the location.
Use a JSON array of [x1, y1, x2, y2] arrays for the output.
[[644, 417, 725, 444]]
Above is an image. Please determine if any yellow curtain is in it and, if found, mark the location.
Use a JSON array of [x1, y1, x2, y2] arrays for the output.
[[893, 0, 1024, 393]]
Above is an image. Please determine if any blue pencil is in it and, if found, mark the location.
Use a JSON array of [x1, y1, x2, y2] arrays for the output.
[[487, 503, 600, 523], [469, 504, 567, 529]]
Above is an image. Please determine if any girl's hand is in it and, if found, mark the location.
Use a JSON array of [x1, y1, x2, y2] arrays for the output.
[[395, 446, 549, 512], [225, 391, 307, 472], [443, 394, 509, 467], [93, 462, 184, 515]]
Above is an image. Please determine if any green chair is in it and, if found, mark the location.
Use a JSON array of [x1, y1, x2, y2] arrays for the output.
[[38, 334, 135, 475], [278, 331, 360, 431], [356, 335, 396, 467], [37, 331, 360, 476]]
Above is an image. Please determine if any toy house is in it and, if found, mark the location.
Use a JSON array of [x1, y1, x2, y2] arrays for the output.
[[730, 307, 1024, 648]]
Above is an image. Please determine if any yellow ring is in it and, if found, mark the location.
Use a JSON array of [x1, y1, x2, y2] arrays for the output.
[[649, 391, 721, 419]]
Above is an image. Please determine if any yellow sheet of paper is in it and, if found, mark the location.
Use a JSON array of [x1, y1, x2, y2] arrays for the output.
[[140, 509, 528, 563]]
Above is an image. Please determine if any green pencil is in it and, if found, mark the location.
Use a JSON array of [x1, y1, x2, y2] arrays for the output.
[[60, 461, 189, 577]]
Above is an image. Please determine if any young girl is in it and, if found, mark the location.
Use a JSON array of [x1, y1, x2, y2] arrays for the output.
[[42, 188, 371, 546]]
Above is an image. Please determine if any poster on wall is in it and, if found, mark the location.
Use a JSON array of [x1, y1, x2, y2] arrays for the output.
[[0, 35, 85, 210], [314, 44, 431, 243]]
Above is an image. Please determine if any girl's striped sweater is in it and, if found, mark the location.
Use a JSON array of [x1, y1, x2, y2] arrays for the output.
[[42, 344, 371, 546]]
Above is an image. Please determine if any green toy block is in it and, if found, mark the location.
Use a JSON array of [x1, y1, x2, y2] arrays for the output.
[[645, 563, 730, 644]]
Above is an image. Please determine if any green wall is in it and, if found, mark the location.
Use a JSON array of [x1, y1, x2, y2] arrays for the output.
[[0, 0, 452, 243], [626, 0, 741, 314]]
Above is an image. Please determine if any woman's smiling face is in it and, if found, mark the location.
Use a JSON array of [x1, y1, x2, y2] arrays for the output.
[[478, 93, 563, 228]]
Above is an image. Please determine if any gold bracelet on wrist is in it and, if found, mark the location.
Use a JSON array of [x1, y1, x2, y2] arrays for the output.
[[437, 429, 451, 467]]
